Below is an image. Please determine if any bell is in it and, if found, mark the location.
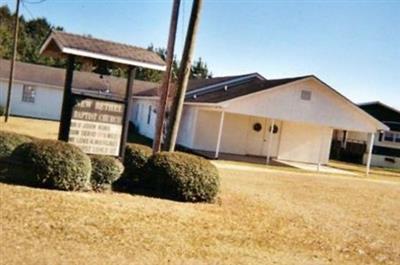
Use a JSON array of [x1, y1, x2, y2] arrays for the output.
[[93, 60, 111, 78]]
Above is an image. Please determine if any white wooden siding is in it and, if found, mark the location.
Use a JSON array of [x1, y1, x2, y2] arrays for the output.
[[277, 121, 333, 164], [224, 78, 382, 133], [0, 81, 62, 120]]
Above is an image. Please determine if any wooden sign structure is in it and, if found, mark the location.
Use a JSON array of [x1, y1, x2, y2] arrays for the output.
[[69, 97, 125, 156], [40, 30, 165, 158]]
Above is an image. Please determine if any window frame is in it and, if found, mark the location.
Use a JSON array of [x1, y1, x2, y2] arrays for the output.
[[147, 105, 152, 124], [22, 84, 36, 103], [300, 90, 312, 101], [382, 131, 400, 144]]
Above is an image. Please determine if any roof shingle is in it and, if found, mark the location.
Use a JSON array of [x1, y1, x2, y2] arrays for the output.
[[0, 59, 158, 100], [40, 30, 166, 70], [186, 76, 310, 103], [135, 73, 310, 103]]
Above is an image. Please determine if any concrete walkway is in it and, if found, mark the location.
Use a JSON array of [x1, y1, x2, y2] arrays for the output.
[[275, 160, 357, 175], [212, 160, 400, 185], [195, 150, 356, 175]]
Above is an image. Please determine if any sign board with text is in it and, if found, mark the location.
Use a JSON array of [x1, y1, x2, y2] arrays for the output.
[[69, 98, 124, 156]]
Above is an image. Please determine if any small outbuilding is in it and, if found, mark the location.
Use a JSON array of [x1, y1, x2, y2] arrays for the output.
[[132, 73, 388, 173], [332, 101, 400, 168]]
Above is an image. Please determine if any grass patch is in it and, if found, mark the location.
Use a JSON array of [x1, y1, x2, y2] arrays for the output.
[[1, 164, 400, 264], [1, 117, 400, 264], [329, 160, 400, 180]]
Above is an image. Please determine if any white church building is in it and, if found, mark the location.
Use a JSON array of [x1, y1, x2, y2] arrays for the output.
[[131, 73, 388, 171], [0, 58, 389, 172]]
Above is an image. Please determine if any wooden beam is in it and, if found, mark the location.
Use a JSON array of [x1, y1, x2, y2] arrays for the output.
[[119, 66, 137, 159], [214, 111, 225, 158], [58, 55, 76, 141], [152, 0, 181, 153], [164, 0, 203, 151], [365, 132, 375, 176], [4, 0, 21, 122]]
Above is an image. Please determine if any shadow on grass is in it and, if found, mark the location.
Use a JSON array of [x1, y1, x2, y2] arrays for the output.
[[0, 160, 40, 188], [126, 123, 153, 147], [0, 160, 159, 200], [111, 175, 165, 200]]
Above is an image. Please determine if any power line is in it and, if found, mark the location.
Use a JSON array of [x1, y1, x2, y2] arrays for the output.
[[4, 0, 21, 122], [181, 0, 185, 52], [21, 0, 36, 20], [22, 0, 46, 4]]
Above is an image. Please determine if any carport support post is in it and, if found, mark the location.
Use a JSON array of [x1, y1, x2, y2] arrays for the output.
[[215, 111, 225, 158], [266, 119, 275, 164], [317, 128, 325, 172], [365, 132, 375, 176], [58, 55, 75, 141], [119, 66, 137, 160]]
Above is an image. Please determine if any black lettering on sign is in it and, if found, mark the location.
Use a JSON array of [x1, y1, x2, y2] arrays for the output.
[[68, 98, 125, 156], [72, 98, 124, 125]]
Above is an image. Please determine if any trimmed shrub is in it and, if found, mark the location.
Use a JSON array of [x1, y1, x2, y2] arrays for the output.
[[11, 140, 92, 191], [0, 105, 4, 116], [0, 131, 34, 159], [90, 155, 124, 191], [145, 152, 220, 202], [123, 143, 152, 182]]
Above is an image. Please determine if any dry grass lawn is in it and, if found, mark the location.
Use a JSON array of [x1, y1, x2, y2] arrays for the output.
[[1, 165, 400, 265], [0, 116, 58, 139], [1, 116, 400, 264]]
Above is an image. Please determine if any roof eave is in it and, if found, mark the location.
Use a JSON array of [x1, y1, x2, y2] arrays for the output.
[[358, 101, 400, 116], [308, 76, 390, 132], [61, 47, 166, 71], [39, 31, 64, 56], [39, 31, 166, 71]]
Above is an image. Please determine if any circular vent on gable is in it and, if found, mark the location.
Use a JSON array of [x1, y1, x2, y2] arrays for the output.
[[253, 122, 262, 132], [269, 124, 279, 134]]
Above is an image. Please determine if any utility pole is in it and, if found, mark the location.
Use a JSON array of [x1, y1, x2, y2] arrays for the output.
[[152, 0, 181, 154], [164, 0, 203, 151], [4, 0, 21, 123]]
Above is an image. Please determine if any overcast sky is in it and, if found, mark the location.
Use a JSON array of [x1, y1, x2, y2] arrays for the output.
[[3, 0, 399, 108]]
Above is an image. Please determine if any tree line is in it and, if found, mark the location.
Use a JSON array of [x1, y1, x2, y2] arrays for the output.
[[0, 5, 212, 82]]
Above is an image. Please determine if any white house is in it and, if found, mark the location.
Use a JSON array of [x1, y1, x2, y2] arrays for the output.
[[332, 102, 400, 168], [0, 59, 157, 120], [131, 73, 388, 173]]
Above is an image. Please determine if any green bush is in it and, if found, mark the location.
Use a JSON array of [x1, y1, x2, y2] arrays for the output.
[[123, 143, 152, 182], [0, 131, 34, 159], [0, 105, 4, 116], [146, 152, 220, 203], [11, 140, 92, 191], [90, 155, 124, 191]]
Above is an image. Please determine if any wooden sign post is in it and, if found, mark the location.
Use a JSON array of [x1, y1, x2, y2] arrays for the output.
[[39, 30, 165, 159], [58, 56, 136, 159]]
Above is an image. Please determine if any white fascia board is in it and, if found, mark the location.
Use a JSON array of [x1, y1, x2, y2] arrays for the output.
[[62, 47, 166, 71], [184, 102, 222, 108], [186, 73, 265, 96], [132, 96, 160, 100]]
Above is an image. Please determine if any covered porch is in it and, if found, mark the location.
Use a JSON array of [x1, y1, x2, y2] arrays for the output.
[[180, 76, 388, 175], [189, 108, 378, 175]]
